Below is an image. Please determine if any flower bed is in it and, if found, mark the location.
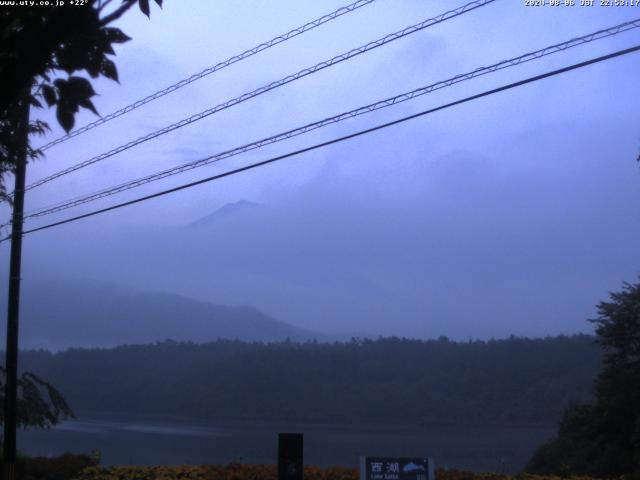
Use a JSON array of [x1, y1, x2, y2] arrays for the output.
[[73, 465, 602, 480]]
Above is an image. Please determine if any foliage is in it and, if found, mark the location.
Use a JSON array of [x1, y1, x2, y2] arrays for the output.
[[75, 464, 362, 480], [0, 0, 162, 201], [72, 465, 604, 480], [76, 465, 209, 480], [526, 280, 640, 478], [19, 335, 600, 426], [0, 452, 96, 480], [0, 0, 163, 445], [0, 366, 73, 429], [20, 452, 97, 480]]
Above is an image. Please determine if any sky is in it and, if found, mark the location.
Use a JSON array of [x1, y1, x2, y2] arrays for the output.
[[1, 0, 640, 341]]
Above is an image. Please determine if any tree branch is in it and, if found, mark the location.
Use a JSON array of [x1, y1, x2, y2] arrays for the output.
[[99, 0, 137, 26], [97, 0, 117, 14]]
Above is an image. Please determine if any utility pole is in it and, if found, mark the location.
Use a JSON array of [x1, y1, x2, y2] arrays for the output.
[[3, 90, 30, 480]]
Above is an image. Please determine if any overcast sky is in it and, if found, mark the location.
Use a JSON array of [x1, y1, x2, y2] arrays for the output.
[[2, 0, 639, 340]]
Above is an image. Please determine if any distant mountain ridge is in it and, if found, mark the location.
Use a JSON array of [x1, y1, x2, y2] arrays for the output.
[[189, 200, 264, 228], [1, 277, 316, 350]]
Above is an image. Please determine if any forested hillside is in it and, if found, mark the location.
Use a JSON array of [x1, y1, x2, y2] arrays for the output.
[[0, 277, 316, 350], [18, 335, 599, 425]]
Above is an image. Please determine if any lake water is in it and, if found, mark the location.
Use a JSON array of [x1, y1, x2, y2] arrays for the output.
[[19, 413, 555, 473]]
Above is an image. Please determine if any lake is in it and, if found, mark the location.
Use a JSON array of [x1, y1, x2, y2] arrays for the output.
[[18, 413, 555, 473]]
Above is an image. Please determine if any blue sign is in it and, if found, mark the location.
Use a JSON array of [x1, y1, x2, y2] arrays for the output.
[[360, 457, 434, 480]]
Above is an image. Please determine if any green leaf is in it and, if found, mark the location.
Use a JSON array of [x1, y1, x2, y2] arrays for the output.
[[104, 27, 131, 44], [56, 41, 92, 74], [56, 106, 75, 133], [102, 42, 115, 56], [67, 76, 96, 99], [139, 0, 150, 17], [29, 120, 50, 136], [52, 76, 97, 130], [42, 85, 57, 107], [100, 58, 119, 82], [85, 52, 103, 78], [29, 96, 42, 108], [79, 98, 99, 116]]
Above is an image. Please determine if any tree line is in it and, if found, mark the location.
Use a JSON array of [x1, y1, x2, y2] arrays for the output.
[[15, 334, 599, 426]]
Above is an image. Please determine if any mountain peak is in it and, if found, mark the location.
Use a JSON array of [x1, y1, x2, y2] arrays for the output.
[[189, 200, 264, 228]]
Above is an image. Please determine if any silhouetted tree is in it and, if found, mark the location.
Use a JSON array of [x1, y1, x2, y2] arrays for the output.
[[527, 279, 640, 477], [0, 0, 163, 441], [0, 367, 73, 430], [0, 0, 162, 201]]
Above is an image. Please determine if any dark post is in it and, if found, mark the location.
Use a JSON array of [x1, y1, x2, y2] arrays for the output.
[[3, 92, 30, 480], [278, 433, 303, 480]]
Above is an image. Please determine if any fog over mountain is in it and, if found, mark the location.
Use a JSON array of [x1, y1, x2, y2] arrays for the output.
[[0, 276, 316, 351], [0, 1, 638, 345], [9, 141, 640, 344]]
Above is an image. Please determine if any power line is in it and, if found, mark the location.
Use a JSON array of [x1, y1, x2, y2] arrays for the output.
[[36, 0, 379, 152], [7, 44, 638, 241], [19, 17, 640, 221], [21, 0, 495, 193]]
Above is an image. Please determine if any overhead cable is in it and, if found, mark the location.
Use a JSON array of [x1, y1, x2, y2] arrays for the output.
[[22, 0, 495, 193], [36, 0, 379, 152], [6, 44, 638, 241], [21, 17, 640, 221]]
